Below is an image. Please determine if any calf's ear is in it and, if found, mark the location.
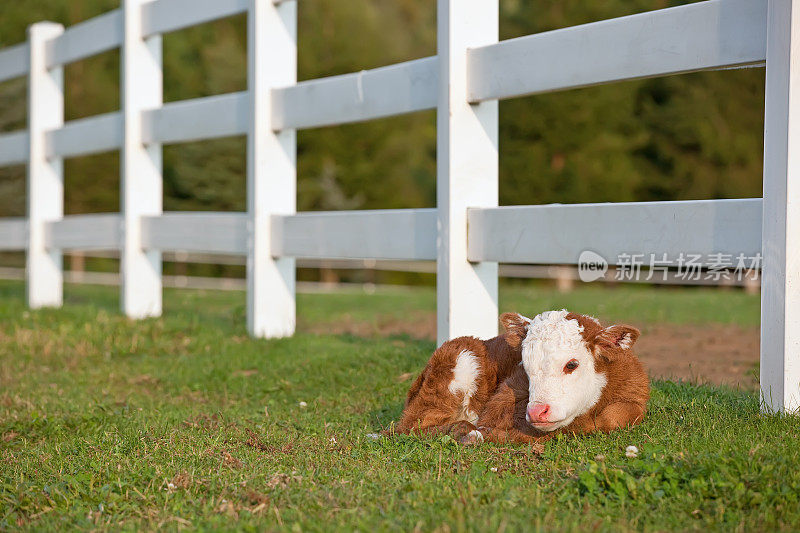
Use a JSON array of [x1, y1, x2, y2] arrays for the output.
[[594, 324, 640, 357], [500, 313, 531, 347]]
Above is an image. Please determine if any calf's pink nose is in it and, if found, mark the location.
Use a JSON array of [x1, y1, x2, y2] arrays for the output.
[[528, 403, 551, 422]]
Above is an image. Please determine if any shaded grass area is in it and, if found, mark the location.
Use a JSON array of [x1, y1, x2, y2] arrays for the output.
[[1, 281, 795, 531]]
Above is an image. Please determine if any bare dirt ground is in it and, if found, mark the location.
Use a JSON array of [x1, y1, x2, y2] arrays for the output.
[[636, 324, 759, 390], [305, 315, 760, 390]]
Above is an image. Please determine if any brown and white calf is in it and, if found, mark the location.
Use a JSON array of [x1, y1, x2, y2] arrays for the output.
[[392, 313, 527, 437], [470, 310, 649, 444]]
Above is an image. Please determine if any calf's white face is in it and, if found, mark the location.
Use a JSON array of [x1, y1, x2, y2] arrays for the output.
[[520, 310, 606, 432]]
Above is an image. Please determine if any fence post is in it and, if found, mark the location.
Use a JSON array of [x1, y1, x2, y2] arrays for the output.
[[121, 0, 162, 319], [26, 22, 64, 309], [761, 0, 800, 413], [246, 0, 297, 338], [436, 0, 499, 346]]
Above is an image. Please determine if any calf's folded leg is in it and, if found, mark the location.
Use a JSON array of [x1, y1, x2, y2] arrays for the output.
[[475, 382, 518, 430], [569, 401, 646, 434], [463, 373, 547, 445]]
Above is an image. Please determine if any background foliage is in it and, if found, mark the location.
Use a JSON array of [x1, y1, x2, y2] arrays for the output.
[[0, 0, 765, 220]]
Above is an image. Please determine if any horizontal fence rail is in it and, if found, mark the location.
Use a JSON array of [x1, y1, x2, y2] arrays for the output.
[[45, 213, 121, 250], [0, 218, 27, 250], [0, 0, 797, 411], [272, 209, 437, 260], [467, 199, 763, 264], [0, 131, 28, 166], [141, 0, 248, 37], [272, 57, 438, 130], [0, 43, 29, 83], [467, 0, 767, 102], [142, 92, 248, 144], [0, 251, 760, 288], [0, 201, 766, 264], [45, 9, 123, 68], [141, 212, 248, 255], [46, 112, 123, 158]]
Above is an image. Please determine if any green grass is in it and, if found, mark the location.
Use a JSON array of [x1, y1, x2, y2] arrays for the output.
[[1, 280, 795, 531], [294, 280, 762, 330]]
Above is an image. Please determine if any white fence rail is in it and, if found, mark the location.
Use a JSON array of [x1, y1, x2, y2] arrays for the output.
[[0, 218, 27, 250], [0, 131, 28, 166], [468, 199, 763, 264], [47, 112, 122, 158], [273, 57, 438, 130], [273, 209, 437, 260], [45, 213, 122, 251], [0, 43, 29, 82], [467, 0, 768, 102], [142, 212, 247, 255], [0, 0, 796, 412], [142, 92, 247, 144], [45, 9, 123, 68]]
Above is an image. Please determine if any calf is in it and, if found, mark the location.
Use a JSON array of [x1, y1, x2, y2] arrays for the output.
[[467, 310, 649, 444], [392, 313, 528, 437]]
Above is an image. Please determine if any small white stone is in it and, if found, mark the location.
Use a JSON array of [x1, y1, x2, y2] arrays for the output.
[[467, 429, 484, 443], [366, 433, 381, 440], [298, 401, 307, 408]]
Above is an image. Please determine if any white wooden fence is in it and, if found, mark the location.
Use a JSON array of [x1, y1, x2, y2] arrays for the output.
[[0, 0, 796, 412]]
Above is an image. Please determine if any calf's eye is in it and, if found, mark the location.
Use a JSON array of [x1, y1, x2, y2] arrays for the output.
[[564, 359, 579, 373]]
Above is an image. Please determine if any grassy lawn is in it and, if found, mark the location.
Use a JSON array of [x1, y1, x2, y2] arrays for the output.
[[1, 280, 797, 531]]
